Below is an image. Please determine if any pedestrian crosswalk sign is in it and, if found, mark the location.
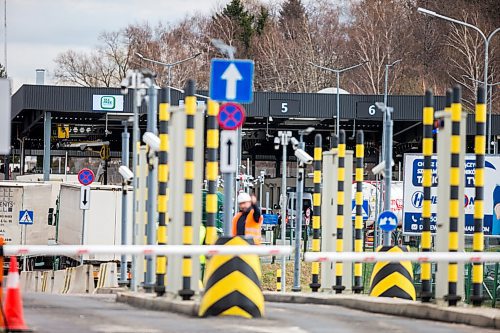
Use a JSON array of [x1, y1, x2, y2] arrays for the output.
[[351, 200, 369, 221], [19, 210, 34, 225]]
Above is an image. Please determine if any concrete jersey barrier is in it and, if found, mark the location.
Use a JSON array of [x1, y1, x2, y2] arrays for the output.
[[52, 269, 67, 294], [41, 270, 54, 293], [95, 262, 118, 290], [67, 265, 95, 294]]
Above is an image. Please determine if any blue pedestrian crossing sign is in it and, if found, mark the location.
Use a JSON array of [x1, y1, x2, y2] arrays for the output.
[[351, 200, 369, 221], [378, 210, 398, 232], [19, 210, 34, 225], [210, 59, 254, 103]]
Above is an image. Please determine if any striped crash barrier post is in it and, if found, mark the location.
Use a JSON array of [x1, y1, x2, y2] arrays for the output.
[[333, 130, 346, 294], [420, 89, 434, 302], [471, 86, 486, 307], [276, 269, 282, 292], [444, 87, 462, 306], [368, 246, 416, 300], [156, 87, 170, 297], [180, 79, 197, 301], [199, 236, 264, 319], [353, 130, 364, 294], [309, 134, 322, 292]]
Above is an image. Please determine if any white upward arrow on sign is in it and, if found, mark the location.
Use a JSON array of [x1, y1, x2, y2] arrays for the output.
[[221, 63, 242, 100], [220, 130, 238, 173]]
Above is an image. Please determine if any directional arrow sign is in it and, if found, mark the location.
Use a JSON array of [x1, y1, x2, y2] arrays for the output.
[[80, 186, 91, 210], [378, 210, 398, 232], [210, 58, 254, 103], [221, 63, 242, 100], [220, 130, 238, 173]]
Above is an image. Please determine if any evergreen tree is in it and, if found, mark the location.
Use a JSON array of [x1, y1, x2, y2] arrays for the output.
[[279, 0, 307, 40], [221, 0, 255, 53], [255, 6, 269, 36]]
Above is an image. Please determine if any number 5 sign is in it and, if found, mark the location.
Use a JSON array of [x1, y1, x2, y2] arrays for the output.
[[269, 99, 300, 117]]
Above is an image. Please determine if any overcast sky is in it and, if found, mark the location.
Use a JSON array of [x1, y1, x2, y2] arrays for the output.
[[2, 0, 240, 90]]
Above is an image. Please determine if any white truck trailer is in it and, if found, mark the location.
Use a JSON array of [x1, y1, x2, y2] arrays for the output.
[[57, 183, 133, 262]]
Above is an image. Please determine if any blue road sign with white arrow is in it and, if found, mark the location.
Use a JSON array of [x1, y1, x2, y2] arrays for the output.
[[378, 210, 398, 232], [210, 59, 254, 103]]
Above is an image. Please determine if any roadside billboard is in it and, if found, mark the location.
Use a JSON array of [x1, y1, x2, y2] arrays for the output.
[[402, 154, 500, 237]]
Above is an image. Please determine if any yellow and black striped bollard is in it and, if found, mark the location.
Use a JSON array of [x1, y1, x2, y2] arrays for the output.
[[276, 268, 282, 292], [444, 87, 462, 306], [155, 88, 170, 296], [179, 79, 196, 301], [421, 89, 434, 302], [333, 129, 346, 294], [199, 236, 264, 318], [369, 245, 416, 300], [353, 130, 364, 293], [309, 134, 322, 292], [471, 86, 486, 307], [205, 100, 219, 246]]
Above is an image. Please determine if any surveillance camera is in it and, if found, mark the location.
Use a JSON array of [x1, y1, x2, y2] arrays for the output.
[[142, 132, 160, 152], [290, 137, 299, 150], [371, 160, 395, 177], [119, 165, 134, 182], [295, 148, 313, 165], [375, 102, 386, 111], [274, 137, 281, 150]]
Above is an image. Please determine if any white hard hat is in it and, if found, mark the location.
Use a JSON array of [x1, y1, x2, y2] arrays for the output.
[[237, 192, 252, 204]]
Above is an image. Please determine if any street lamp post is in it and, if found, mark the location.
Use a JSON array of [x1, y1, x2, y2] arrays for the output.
[[135, 52, 201, 105], [377, 59, 402, 245], [417, 8, 500, 154], [308, 61, 368, 136], [375, 102, 394, 247], [384, 60, 402, 107]]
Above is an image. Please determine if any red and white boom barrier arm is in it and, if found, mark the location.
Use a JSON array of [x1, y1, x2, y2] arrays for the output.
[[3, 245, 292, 257], [304, 252, 500, 263]]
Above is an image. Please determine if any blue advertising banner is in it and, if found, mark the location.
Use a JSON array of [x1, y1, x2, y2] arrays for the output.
[[402, 154, 500, 237]]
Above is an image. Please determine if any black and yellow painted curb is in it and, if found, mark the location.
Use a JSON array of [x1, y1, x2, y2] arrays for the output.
[[199, 236, 264, 318], [369, 246, 416, 301]]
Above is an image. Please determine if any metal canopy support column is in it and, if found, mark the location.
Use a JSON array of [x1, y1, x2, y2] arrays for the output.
[[43, 111, 51, 181]]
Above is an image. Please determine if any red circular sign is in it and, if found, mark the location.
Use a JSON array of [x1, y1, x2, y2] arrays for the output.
[[78, 168, 95, 186], [217, 102, 246, 130]]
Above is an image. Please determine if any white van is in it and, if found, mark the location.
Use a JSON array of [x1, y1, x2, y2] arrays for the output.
[[287, 192, 313, 226]]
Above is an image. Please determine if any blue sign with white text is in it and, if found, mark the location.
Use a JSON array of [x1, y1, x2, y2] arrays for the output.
[[402, 154, 500, 236], [210, 59, 254, 103], [263, 214, 278, 225]]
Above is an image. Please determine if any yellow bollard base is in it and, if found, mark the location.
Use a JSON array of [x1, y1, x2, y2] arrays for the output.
[[369, 245, 416, 301], [198, 236, 265, 318]]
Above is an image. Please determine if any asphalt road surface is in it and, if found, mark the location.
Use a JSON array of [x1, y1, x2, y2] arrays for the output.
[[23, 293, 494, 333]]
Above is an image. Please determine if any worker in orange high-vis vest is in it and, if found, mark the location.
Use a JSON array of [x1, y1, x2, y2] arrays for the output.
[[232, 192, 263, 244]]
